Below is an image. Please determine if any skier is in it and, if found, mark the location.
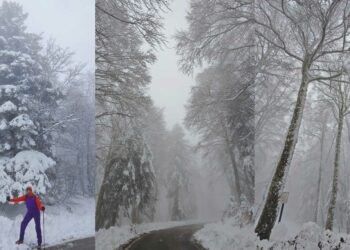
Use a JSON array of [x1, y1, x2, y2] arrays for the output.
[[6, 186, 46, 249]]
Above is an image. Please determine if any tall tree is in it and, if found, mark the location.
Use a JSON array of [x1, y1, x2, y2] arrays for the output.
[[166, 125, 194, 221], [185, 63, 254, 205], [95, 0, 168, 230], [0, 2, 61, 199], [319, 72, 350, 230], [177, 0, 256, 209], [253, 1, 350, 239]]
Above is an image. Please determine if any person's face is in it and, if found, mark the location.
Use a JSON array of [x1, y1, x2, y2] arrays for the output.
[[26, 188, 32, 196]]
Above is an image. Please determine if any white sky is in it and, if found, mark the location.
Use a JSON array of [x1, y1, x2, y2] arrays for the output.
[[149, 0, 196, 129], [1, 0, 95, 70]]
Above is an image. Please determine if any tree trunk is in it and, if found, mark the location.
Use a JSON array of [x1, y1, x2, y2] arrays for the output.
[[315, 114, 327, 224], [255, 64, 310, 240], [325, 111, 344, 231]]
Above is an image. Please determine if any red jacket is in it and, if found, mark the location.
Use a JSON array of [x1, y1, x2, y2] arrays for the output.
[[10, 194, 43, 210]]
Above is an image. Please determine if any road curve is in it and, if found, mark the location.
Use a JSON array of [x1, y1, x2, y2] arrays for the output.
[[122, 224, 205, 250]]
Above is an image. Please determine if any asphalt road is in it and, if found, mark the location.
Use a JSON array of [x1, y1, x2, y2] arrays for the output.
[[45, 237, 95, 250], [123, 224, 205, 250]]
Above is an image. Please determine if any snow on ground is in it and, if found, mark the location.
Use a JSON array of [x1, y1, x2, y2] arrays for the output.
[[0, 196, 94, 250], [193, 219, 263, 250], [194, 220, 350, 250], [96, 220, 201, 250]]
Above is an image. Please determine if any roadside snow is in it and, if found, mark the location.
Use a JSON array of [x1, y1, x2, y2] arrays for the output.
[[0, 196, 94, 250], [194, 220, 350, 250], [96, 220, 200, 250], [194, 219, 264, 250]]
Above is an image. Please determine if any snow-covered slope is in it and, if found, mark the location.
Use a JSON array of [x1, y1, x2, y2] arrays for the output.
[[0, 196, 94, 250]]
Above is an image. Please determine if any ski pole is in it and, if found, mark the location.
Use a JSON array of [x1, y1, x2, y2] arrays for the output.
[[43, 210, 45, 249]]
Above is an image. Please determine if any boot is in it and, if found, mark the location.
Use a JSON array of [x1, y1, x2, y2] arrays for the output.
[[15, 240, 23, 244]]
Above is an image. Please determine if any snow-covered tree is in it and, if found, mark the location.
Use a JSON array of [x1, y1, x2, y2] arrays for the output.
[[53, 73, 95, 200], [185, 63, 254, 206], [318, 72, 350, 230], [96, 129, 157, 229], [166, 124, 195, 221], [95, 0, 168, 230], [0, 2, 61, 199], [177, 0, 350, 239]]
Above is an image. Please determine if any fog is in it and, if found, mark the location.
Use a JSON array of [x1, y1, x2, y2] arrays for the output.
[[1, 0, 94, 69], [149, 0, 194, 130]]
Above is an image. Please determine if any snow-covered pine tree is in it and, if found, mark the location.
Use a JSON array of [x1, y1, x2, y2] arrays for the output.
[[0, 2, 60, 200], [96, 129, 157, 229], [95, 0, 167, 230]]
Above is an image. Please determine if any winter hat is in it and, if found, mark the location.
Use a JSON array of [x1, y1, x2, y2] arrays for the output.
[[26, 186, 33, 192]]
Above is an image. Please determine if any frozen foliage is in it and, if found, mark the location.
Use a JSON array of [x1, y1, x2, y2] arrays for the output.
[[96, 133, 157, 229], [9, 114, 35, 130], [0, 160, 12, 202], [2, 150, 55, 195], [0, 100, 17, 113], [0, 197, 94, 250], [195, 222, 350, 250]]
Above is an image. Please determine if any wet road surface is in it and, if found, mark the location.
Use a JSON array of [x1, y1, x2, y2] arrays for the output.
[[123, 224, 205, 250]]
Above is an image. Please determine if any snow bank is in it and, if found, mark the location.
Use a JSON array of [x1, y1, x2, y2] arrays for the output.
[[194, 219, 263, 250], [272, 222, 350, 250], [194, 221, 350, 250], [0, 196, 94, 250], [96, 220, 198, 250]]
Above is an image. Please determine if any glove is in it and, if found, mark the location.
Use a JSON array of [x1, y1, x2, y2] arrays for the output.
[[42, 206, 45, 212], [6, 196, 10, 202]]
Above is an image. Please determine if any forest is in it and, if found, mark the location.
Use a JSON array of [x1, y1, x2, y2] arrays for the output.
[[95, 0, 254, 233], [96, 1, 350, 250]]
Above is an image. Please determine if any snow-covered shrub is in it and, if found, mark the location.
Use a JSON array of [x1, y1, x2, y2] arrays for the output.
[[271, 222, 350, 250], [2, 150, 55, 195]]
